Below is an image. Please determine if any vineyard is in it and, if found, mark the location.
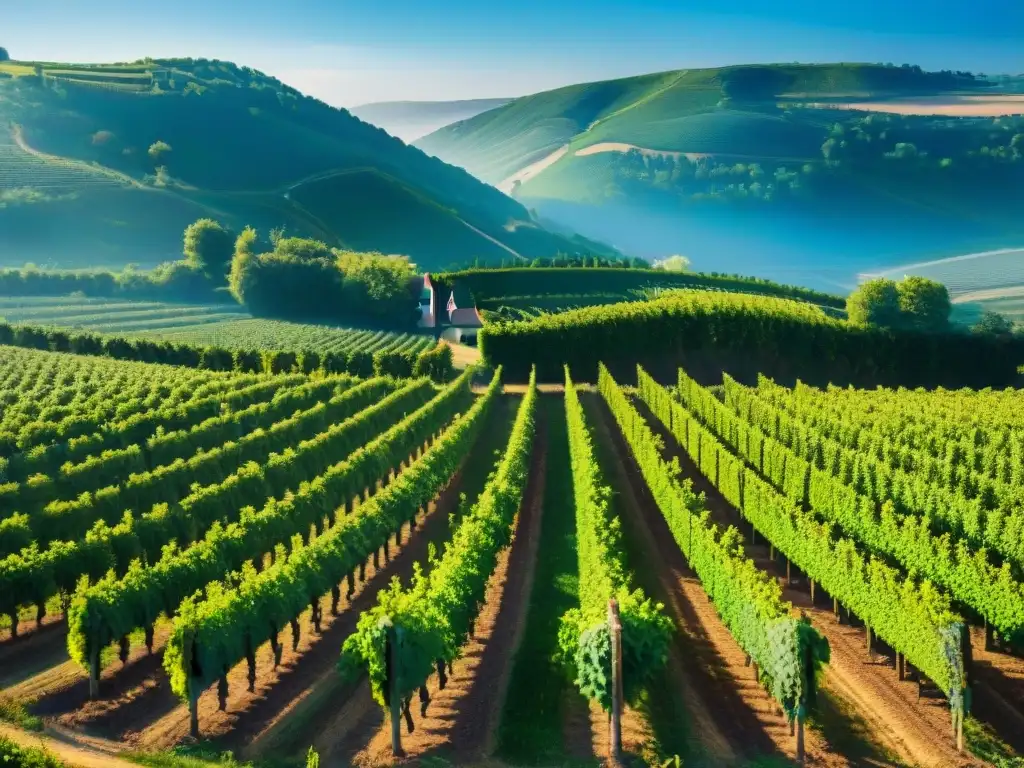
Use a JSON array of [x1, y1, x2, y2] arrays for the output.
[[3, 341, 1024, 767], [0, 130, 124, 191], [0, 298, 429, 354]]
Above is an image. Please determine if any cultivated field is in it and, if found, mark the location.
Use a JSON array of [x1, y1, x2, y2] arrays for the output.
[[0, 296, 433, 356], [2, 342, 1024, 767], [804, 94, 1024, 117]]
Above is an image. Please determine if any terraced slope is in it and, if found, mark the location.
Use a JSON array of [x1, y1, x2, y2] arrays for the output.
[[0, 59, 597, 270]]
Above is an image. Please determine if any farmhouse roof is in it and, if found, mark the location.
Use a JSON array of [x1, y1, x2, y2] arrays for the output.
[[449, 307, 483, 328]]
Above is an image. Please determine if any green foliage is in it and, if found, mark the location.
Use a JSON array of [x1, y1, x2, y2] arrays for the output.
[[479, 289, 1024, 388], [653, 366, 968, 709], [896, 276, 951, 331], [68, 371, 475, 676], [183, 219, 235, 282], [0, 695, 43, 731], [230, 235, 418, 328], [165, 367, 497, 700], [559, 366, 670, 709], [848, 275, 950, 332], [229, 227, 259, 303], [439, 267, 844, 309], [0, 736, 66, 768], [0, 48, 9, 63], [413, 343, 455, 384], [721, 374, 1024, 644], [16, 376, 433, 638], [341, 368, 533, 707], [973, 310, 1016, 337], [147, 140, 172, 161], [846, 278, 901, 327], [0, 313, 430, 380], [603, 364, 828, 721]]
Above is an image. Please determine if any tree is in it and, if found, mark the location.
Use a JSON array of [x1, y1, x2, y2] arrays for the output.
[[183, 218, 235, 282], [229, 226, 259, 302], [973, 310, 1015, 337], [653, 255, 691, 272], [846, 278, 902, 327], [896, 276, 950, 331], [148, 141, 172, 161], [0, 48, 9, 63]]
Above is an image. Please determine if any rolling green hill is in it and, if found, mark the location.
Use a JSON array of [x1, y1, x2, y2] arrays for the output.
[[0, 58, 598, 271], [416, 63, 980, 187], [416, 63, 1024, 293], [349, 98, 512, 142]]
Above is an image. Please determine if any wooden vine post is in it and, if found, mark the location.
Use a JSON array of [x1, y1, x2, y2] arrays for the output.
[[608, 599, 623, 761], [387, 623, 405, 757], [88, 644, 100, 699], [188, 679, 200, 739], [795, 712, 805, 764]]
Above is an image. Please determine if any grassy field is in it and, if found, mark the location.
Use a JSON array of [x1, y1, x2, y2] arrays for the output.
[[0, 58, 588, 271], [0, 296, 434, 353]]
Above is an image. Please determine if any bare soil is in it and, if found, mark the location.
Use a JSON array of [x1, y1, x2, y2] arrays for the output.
[[353, 419, 549, 765], [0, 722, 137, 768], [631, 395, 981, 768], [587, 393, 819, 766]]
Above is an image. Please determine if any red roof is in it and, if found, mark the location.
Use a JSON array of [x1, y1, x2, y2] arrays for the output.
[[449, 307, 483, 328]]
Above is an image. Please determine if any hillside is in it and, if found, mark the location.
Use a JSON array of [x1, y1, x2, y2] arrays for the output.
[[349, 97, 511, 142], [0, 59, 592, 271], [417, 63, 1024, 292]]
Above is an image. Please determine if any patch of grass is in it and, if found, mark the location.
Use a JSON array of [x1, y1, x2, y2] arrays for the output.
[[126, 747, 259, 767], [0, 695, 43, 731], [0, 736, 66, 768], [495, 395, 585, 765], [964, 716, 1024, 767]]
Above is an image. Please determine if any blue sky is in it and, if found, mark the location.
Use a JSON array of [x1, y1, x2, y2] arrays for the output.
[[2, 0, 1021, 106]]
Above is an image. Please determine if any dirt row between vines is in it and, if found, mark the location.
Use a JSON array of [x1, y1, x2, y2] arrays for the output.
[[586, 393, 842, 766], [630, 395, 981, 768], [3, 401, 518, 763], [238, 397, 520, 762], [350, 415, 549, 766]]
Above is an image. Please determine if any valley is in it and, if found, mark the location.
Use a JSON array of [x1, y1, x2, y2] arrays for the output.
[[4, 30, 1024, 768]]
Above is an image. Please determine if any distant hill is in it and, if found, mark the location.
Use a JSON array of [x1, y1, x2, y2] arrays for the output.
[[0, 59, 597, 271], [349, 98, 511, 142], [416, 63, 1024, 292]]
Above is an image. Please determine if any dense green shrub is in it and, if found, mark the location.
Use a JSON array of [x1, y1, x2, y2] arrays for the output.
[[413, 342, 455, 383], [436, 267, 845, 308], [480, 290, 1024, 388], [372, 349, 413, 379]]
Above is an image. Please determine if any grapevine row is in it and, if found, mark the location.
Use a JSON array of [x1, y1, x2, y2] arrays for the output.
[[163, 369, 503, 736], [599, 364, 827, 725], [713, 374, 1024, 643], [341, 367, 535, 718], [559, 366, 670, 709], [2, 375, 356, 527], [3, 377, 392, 552], [635, 366, 968, 714], [0, 378, 435, 634], [68, 368, 477, 690]]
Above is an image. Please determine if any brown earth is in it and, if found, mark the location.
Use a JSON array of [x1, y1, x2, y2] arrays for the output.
[[587, 393, 830, 766], [2, 407, 508, 760], [353, 417, 549, 766], [631, 395, 982, 768], [0, 722, 136, 768]]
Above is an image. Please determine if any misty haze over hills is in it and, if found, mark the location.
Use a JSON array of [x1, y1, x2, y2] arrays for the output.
[[349, 98, 512, 142], [412, 63, 1024, 293]]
